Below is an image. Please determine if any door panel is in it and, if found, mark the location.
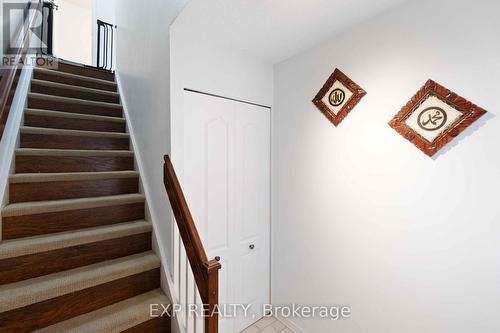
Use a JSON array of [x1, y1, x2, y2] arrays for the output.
[[206, 118, 230, 251], [234, 101, 271, 332], [242, 124, 261, 240], [183, 91, 270, 333], [241, 250, 260, 304]]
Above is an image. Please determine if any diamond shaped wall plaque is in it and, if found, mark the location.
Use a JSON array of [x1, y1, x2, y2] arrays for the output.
[[389, 79, 487, 157], [312, 68, 367, 126]]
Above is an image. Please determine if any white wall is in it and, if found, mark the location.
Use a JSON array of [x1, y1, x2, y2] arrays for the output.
[[93, 0, 114, 25], [272, 0, 500, 332], [170, 9, 273, 268], [113, 0, 187, 291], [53, 0, 93, 65], [169, 9, 273, 331], [92, 0, 115, 67], [170, 26, 274, 169]]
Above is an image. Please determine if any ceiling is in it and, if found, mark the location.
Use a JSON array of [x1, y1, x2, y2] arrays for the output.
[[173, 0, 409, 63]]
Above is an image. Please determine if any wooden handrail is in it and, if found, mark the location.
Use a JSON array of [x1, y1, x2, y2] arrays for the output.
[[0, 0, 41, 141], [163, 155, 221, 333]]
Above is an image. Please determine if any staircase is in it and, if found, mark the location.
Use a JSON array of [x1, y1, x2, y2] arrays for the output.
[[0, 61, 171, 332]]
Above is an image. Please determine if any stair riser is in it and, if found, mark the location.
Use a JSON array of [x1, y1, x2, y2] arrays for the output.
[[0, 269, 160, 333], [28, 96, 123, 118], [0, 233, 152, 284], [20, 133, 130, 151], [31, 82, 120, 104], [33, 70, 117, 92], [2, 202, 145, 239], [16, 155, 134, 173], [10, 177, 139, 203], [122, 317, 172, 333], [39, 63, 115, 82], [24, 113, 126, 133]]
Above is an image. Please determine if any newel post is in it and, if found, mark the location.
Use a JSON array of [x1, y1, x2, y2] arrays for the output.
[[204, 258, 221, 333]]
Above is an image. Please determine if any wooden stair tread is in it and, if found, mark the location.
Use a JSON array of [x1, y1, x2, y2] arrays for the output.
[[21, 126, 130, 139], [0, 252, 160, 313], [15, 151, 135, 174], [20, 127, 130, 150], [31, 79, 120, 104], [32, 79, 120, 97], [33, 68, 118, 93], [25, 109, 125, 123], [0, 220, 150, 260], [28, 93, 122, 109], [24, 109, 127, 133], [35, 289, 169, 333], [37, 59, 116, 82], [2, 193, 145, 217], [28, 93, 123, 118], [9, 171, 139, 203], [16, 148, 134, 157], [10, 171, 139, 183], [20, 126, 130, 139], [34, 67, 117, 87]]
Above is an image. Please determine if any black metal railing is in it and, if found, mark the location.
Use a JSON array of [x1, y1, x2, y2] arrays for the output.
[[96, 20, 116, 71], [40, 0, 57, 55]]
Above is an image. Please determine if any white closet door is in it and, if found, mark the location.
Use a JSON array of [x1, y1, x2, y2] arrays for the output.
[[183, 91, 270, 333]]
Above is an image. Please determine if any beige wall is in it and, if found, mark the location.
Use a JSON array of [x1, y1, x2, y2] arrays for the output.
[[53, 0, 92, 64]]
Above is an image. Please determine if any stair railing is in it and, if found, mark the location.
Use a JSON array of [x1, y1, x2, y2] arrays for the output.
[[163, 155, 221, 333], [96, 19, 116, 71], [39, 0, 57, 56], [0, 0, 42, 141]]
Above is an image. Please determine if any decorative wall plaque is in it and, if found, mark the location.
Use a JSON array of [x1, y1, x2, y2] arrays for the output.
[[313, 68, 366, 126], [389, 79, 487, 157]]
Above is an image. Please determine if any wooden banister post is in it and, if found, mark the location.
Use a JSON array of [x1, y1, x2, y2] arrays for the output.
[[164, 155, 223, 333], [204, 258, 221, 333]]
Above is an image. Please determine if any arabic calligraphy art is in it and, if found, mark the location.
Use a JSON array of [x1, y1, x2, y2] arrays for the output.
[[389, 79, 487, 157], [417, 107, 447, 131], [312, 68, 366, 126]]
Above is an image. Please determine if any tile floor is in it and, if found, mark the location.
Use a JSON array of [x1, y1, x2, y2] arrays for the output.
[[240, 316, 293, 333]]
